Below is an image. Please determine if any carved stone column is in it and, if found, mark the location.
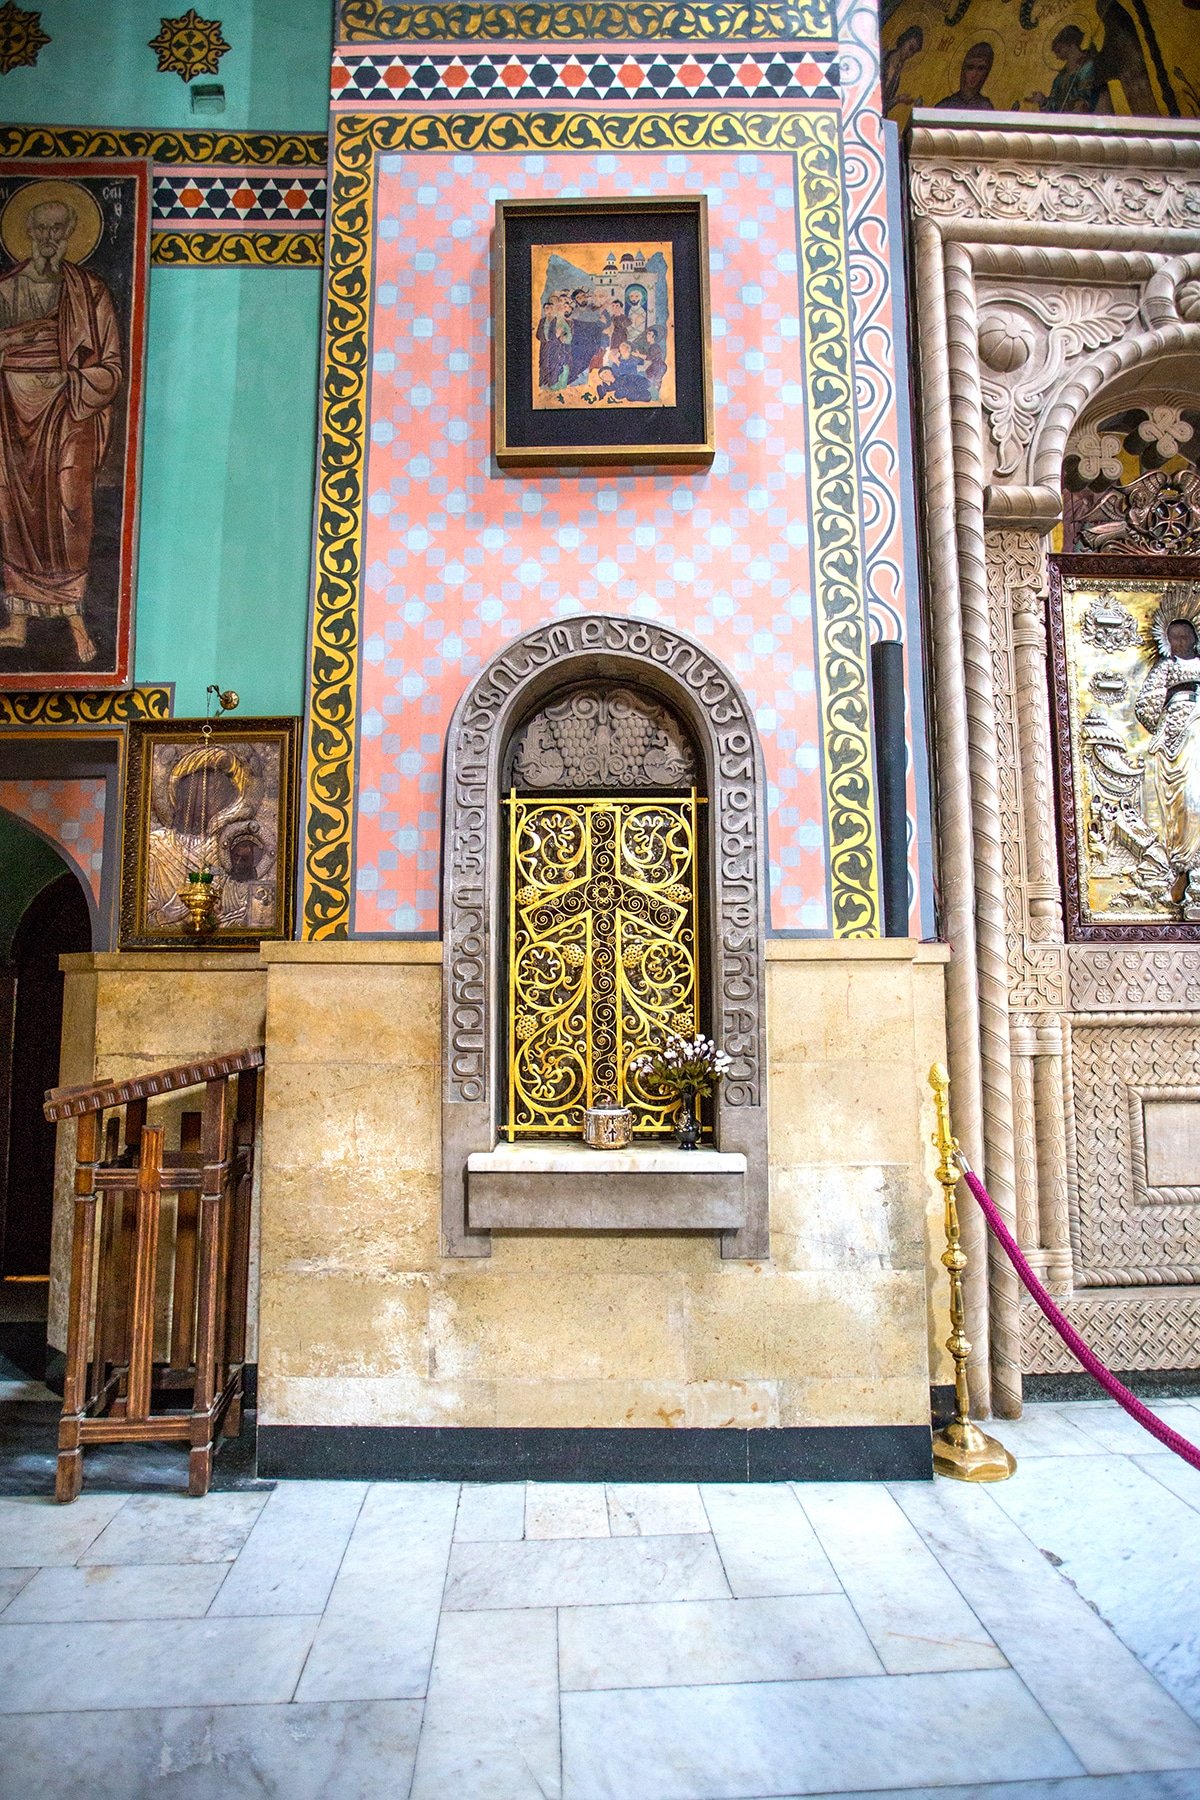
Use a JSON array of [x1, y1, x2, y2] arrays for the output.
[[1009, 1016, 1043, 1270], [1008, 538, 1064, 943], [1034, 1016, 1073, 1296]]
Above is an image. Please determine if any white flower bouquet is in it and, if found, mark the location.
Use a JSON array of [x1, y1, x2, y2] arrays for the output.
[[631, 1032, 732, 1101]]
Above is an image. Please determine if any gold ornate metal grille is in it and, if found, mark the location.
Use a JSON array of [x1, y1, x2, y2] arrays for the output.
[[506, 791, 700, 1136]]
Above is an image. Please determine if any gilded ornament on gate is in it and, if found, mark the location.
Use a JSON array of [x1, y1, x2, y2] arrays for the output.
[[506, 792, 699, 1137]]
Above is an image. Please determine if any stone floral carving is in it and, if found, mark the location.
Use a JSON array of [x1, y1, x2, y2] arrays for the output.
[[912, 163, 1200, 233], [508, 685, 696, 791], [976, 288, 1139, 478]]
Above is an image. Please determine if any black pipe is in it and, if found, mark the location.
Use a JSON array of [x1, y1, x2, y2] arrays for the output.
[[870, 638, 910, 938]]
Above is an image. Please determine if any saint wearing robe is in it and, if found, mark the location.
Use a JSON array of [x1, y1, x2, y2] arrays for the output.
[[1135, 612, 1200, 887], [0, 189, 122, 665]]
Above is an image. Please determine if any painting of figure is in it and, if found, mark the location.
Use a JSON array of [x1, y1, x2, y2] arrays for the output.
[[0, 160, 148, 690], [530, 242, 676, 411], [121, 719, 299, 948], [881, 0, 1200, 124]]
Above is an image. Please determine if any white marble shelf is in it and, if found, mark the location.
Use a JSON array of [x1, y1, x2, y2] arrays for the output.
[[466, 1140, 746, 1231]]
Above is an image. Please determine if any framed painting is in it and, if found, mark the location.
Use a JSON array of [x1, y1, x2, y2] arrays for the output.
[[493, 196, 713, 469], [1048, 555, 1200, 942], [0, 158, 150, 691], [119, 718, 300, 949]]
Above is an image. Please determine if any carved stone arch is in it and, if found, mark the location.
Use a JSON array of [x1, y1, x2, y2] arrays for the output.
[[441, 613, 768, 1260], [1029, 322, 1200, 514]]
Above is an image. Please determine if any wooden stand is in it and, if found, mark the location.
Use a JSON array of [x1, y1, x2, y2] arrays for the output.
[[44, 1047, 263, 1502]]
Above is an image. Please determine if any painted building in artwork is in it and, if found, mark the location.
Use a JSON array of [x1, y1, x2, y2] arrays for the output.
[[1, 0, 1200, 1488]]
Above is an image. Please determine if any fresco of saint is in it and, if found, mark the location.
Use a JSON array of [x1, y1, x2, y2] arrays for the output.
[[0, 182, 121, 666]]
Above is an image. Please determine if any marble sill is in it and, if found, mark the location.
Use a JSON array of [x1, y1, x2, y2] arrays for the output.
[[466, 1141, 746, 1232]]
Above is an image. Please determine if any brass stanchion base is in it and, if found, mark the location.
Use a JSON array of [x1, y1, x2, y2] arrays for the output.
[[932, 1417, 1017, 1483]]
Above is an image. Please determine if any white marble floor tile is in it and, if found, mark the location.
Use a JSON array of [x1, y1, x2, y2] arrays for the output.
[[1135, 1451, 1200, 1513], [454, 1482, 527, 1542], [0, 1569, 33, 1613], [1064, 1402, 1200, 1456], [208, 1480, 366, 1617], [0, 1697, 423, 1800], [893, 1477, 1200, 1773], [559, 1592, 883, 1691], [410, 1606, 559, 1799], [525, 1482, 610, 1540], [4, 1562, 227, 1622], [444, 1532, 730, 1611], [794, 1482, 1005, 1673], [79, 1491, 268, 1566], [561, 1668, 1082, 1800], [700, 1483, 840, 1598], [981, 1405, 1106, 1458], [0, 1615, 318, 1713], [985, 1452, 1200, 1726], [605, 1483, 709, 1537], [0, 1494, 127, 1567], [294, 1481, 458, 1703]]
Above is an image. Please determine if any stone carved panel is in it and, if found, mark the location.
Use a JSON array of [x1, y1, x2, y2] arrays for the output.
[[911, 163, 1200, 234], [1075, 468, 1200, 557], [1021, 1290, 1200, 1374], [1068, 1019, 1200, 1286], [976, 286, 1139, 483], [442, 614, 768, 1259], [507, 685, 697, 791], [985, 531, 1067, 1011], [1069, 945, 1200, 1010]]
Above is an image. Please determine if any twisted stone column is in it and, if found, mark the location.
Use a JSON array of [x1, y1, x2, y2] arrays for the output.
[[1009, 553, 1064, 943], [913, 216, 992, 1411], [945, 242, 1023, 1418]]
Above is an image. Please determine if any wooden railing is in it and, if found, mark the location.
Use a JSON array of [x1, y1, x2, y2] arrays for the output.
[[43, 1047, 263, 1502]]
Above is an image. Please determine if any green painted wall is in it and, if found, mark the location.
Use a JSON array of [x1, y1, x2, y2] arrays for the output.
[[0, 814, 69, 961], [135, 268, 321, 717], [4, 0, 331, 718], [0, 0, 332, 131]]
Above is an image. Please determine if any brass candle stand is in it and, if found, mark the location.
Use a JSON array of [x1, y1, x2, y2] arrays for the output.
[[928, 1063, 1016, 1483]]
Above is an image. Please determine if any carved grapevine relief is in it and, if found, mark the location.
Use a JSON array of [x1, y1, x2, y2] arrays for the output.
[[507, 685, 696, 790]]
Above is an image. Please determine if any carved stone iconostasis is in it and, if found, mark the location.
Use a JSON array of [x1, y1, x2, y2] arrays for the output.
[[910, 111, 1200, 1412]]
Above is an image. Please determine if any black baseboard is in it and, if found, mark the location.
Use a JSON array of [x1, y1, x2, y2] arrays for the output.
[[1024, 1368, 1200, 1402], [256, 1423, 933, 1484], [930, 1383, 955, 1427]]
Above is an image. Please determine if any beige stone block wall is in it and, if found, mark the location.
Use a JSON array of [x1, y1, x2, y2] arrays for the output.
[[257, 939, 949, 1431], [49, 952, 266, 1352]]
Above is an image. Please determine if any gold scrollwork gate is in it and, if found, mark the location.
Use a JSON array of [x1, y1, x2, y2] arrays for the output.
[[506, 791, 701, 1136]]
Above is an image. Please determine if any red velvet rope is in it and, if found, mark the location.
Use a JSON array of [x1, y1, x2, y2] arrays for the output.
[[961, 1167, 1200, 1474]]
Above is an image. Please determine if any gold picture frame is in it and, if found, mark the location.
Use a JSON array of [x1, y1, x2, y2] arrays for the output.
[[493, 195, 714, 469], [119, 717, 300, 949]]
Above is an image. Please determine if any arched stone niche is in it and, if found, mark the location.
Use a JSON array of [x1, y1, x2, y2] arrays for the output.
[[441, 613, 768, 1259]]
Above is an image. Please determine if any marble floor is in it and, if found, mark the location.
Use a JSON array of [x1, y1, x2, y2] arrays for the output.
[[0, 1397, 1199, 1800]]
